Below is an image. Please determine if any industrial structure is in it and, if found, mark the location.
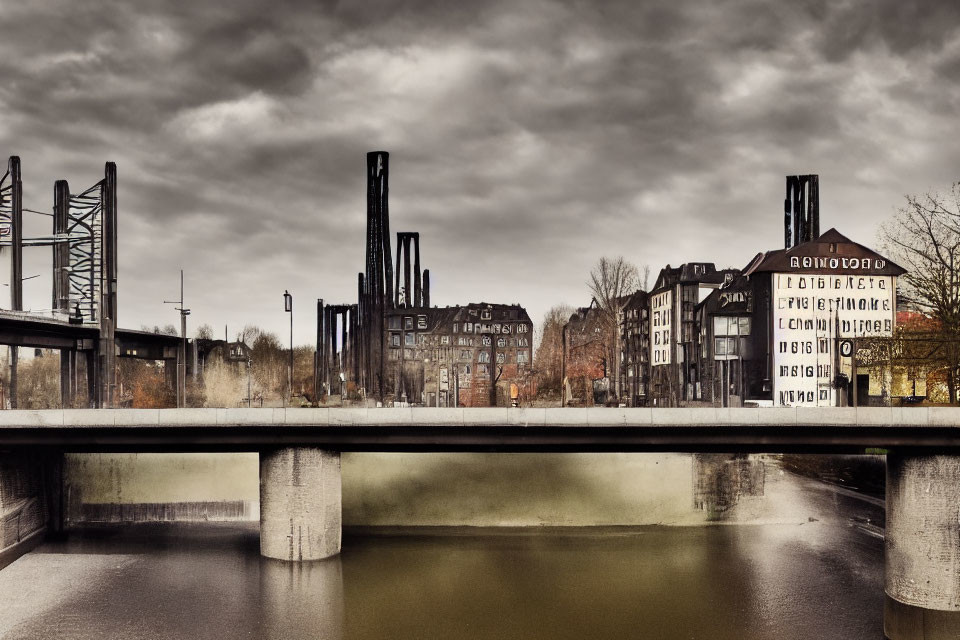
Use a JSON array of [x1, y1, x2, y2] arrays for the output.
[[0, 156, 183, 408], [316, 152, 534, 407]]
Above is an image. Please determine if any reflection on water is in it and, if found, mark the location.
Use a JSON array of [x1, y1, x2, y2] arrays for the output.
[[693, 454, 766, 520], [0, 460, 886, 640], [260, 555, 344, 640]]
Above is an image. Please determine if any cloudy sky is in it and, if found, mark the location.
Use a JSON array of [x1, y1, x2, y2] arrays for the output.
[[1, 0, 959, 345]]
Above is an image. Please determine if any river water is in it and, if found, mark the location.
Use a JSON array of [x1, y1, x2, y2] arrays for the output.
[[0, 459, 885, 639]]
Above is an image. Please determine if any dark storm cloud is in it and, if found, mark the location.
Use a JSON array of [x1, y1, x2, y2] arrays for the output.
[[0, 0, 958, 342]]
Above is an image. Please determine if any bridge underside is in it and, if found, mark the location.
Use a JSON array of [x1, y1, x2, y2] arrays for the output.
[[0, 407, 957, 453], [0, 423, 958, 454]]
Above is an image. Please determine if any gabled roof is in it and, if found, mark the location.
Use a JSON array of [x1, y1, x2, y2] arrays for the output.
[[651, 262, 728, 291], [741, 228, 906, 276]]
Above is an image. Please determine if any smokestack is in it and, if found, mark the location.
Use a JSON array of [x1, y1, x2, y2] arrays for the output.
[[784, 174, 820, 249], [422, 269, 430, 308], [364, 151, 392, 401]]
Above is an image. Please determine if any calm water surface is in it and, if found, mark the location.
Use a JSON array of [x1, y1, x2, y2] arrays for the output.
[[0, 467, 885, 639]]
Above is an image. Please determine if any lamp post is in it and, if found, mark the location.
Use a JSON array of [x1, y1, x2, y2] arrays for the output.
[[284, 290, 293, 406]]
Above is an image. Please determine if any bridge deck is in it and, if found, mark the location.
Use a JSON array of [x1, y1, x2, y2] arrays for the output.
[[0, 407, 958, 453]]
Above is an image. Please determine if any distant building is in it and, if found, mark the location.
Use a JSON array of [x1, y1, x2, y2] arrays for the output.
[[647, 263, 738, 406], [562, 301, 609, 406], [693, 273, 755, 406], [618, 290, 649, 406], [385, 303, 534, 407]]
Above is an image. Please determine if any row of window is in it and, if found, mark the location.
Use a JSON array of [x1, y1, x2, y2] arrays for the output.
[[437, 335, 530, 348], [456, 322, 529, 334]]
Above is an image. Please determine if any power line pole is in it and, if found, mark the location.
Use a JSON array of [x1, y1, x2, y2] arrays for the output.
[[164, 270, 190, 408]]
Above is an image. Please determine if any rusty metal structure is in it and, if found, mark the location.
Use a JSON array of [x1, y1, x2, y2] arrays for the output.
[[360, 151, 393, 402], [784, 174, 820, 249], [316, 302, 357, 398], [0, 157, 180, 408]]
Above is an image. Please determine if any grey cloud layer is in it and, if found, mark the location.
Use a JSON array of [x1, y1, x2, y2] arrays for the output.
[[0, 0, 957, 342]]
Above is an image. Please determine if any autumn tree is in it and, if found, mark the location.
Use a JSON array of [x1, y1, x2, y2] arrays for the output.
[[534, 304, 574, 397], [16, 350, 60, 409], [587, 256, 640, 402], [880, 183, 960, 403]]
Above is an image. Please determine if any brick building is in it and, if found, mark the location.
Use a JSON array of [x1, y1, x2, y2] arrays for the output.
[[385, 302, 534, 407], [561, 302, 609, 406]]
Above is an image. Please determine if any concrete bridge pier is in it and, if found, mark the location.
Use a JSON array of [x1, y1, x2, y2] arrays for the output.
[[259, 448, 341, 561], [885, 453, 960, 639]]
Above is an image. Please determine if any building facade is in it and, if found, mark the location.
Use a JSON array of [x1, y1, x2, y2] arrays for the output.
[[566, 174, 908, 409], [385, 303, 534, 407]]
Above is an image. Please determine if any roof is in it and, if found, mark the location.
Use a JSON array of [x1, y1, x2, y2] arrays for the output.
[[742, 228, 906, 276], [651, 263, 734, 292]]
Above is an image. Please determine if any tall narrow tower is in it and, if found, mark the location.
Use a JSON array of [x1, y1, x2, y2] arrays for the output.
[[363, 151, 393, 402]]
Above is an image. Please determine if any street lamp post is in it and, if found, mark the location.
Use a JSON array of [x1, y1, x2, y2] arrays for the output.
[[284, 290, 293, 406]]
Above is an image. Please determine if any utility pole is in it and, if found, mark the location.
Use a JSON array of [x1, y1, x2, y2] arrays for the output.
[[284, 290, 293, 405], [164, 270, 190, 408]]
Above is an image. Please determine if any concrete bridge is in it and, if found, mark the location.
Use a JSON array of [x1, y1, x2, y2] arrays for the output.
[[1, 406, 959, 640]]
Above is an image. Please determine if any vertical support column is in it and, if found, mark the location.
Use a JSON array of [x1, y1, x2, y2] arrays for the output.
[[357, 274, 365, 394], [349, 305, 358, 385], [9, 157, 21, 408], [259, 448, 341, 561], [86, 350, 98, 408], [60, 349, 74, 409], [364, 151, 391, 403], [53, 180, 70, 314], [394, 234, 403, 308], [313, 298, 323, 402], [402, 235, 412, 308], [339, 309, 348, 396], [808, 175, 819, 240], [54, 181, 74, 408], [413, 232, 421, 308], [885, 453, 960, 639], [784, 175, 795, 250], [9, 157, 22, 312], [324, 307, 332, 396], [99, 162, 118, 408], [422, 269, 430, 309]]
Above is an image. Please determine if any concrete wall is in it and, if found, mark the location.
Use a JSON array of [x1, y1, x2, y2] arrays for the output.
[[65, 453, 259, 523], [63, 452, 783, 527], [0, 452, 49, 565]]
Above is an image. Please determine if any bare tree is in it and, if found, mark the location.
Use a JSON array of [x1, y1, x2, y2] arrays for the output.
[[534, 303, 574, 397], [587, 257, 640, 402], [880, 184, 960, 403]]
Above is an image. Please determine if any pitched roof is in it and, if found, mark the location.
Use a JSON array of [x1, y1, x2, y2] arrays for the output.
[[741, 228, 906, 276]]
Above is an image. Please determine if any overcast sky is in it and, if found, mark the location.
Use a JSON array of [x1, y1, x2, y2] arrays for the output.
[[1, 0, 959, 345]]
